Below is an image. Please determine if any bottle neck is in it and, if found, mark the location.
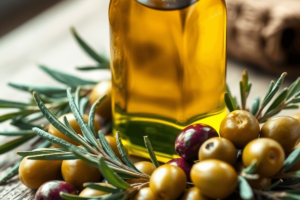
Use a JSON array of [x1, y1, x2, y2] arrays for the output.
[[135, 0, 198, 10]]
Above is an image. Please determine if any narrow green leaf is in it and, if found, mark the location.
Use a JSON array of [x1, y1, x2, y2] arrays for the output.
[[238, 176, 254, 200], [67, 88, 100, 151], [79, 97, 89, 116], [33, 92, 93, 152], [262, 73, 287, 108], [89, 95, 107, 135], [144, 136, 159, 168], [0, 134, 35, 154], [39, 65, 97, 87], [263, 180, 282, 191], [116, 132, 141, 172], [291, 98, 300, 104], [239, 81, 244, 108], [0, 130, 33, 136], [284, 105, 299, 110], [263, 81, 275, 103], [32, 127, 85, 153], [60, 192, 112, 200], [84, 183, 120, 193], [250, 97, 260, 116], [62, 116, 86, 145], [247, 83, 252, 95], [0, 159, 22, 184], [75, 87, 81, 109], [224, 93, 236, 112], [287, 78, 300, 100], [265, 88, 288, 115], [0, 140, 51, 184], [28, 153, 76, 160], [9, 82, 66, 97], [71, 27, 109, 65], [76, 64, 110, 71], [242, 161, 257, 174], [283, 147, 300, 172], [98, 131, 122, 163], [98, 157, 132, 190], [71, 149, 139, 179], [17, 148, 66, 156], [0, 99, 29, 109], [0, 110, 35, 123]]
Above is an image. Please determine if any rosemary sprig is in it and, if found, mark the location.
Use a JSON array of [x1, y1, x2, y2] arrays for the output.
[[225, 71, 300, 123]]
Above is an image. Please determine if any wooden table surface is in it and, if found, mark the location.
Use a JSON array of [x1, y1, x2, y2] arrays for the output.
[[0, 0, 299, 199]]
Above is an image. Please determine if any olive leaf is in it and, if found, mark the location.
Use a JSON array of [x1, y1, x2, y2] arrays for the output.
[[144, 136, 160, 168], [116, 132, 141, 173], [263, 180, 282, 191], [98, 131, 122, 164], [79, 97, 89, 116], [238, 176, 254, 200], [0, 130, 33, 136], [0, 99, 30, 109], [281, 193, 300, 200], [27, 153, 76, 160], [283, 147, 300, 172], [97, 157, 132, 190], [60, 192, 124, 200], [75, 87, 81, 109], [67, 88, 101, 152], [250, 97, 260, 116], [33, 91, 96, 154], [0, 134, 36, 154], [76, 64, 110, 71], [0, 110, 36, 123], [224, 93, 237, 112], [32, 127, 86, 153], [261, 72, 287, 108], [0, 140, 51, 184], [264, 88, 288, 115], [17, 148, 66, 156], [88, 94, 107, 136], [287, 78, 300, 100], [39, 65, 98, 87], [83, 183, 120, 194], [8, 82, 66, 97], [243, 160, 257, 174], [71, 27, 110, 66]]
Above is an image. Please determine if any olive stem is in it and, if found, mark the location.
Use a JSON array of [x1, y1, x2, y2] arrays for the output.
[[253, 189, 286, 200]]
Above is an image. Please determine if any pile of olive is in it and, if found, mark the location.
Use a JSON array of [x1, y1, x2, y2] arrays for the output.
[[18, 107, 300, 200]]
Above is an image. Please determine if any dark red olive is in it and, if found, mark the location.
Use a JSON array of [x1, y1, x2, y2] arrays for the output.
[[175, 124, 219, 161], [35, 181, 76, 200], [167, 158, 193, 181]]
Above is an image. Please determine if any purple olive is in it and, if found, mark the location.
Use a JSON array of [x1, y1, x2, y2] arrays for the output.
[[35, 181, 76, 200], [175, 124, 219, 161], [167, 158, 193, 180]]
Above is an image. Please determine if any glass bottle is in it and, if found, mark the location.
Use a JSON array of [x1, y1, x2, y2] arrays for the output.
[[109, 0, 227, 162]]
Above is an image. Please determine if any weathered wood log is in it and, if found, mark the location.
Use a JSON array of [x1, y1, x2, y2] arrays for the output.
[[227, 0, 300, 78]]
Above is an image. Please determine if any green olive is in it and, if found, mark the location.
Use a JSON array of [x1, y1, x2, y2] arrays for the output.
[[220, 110, 260, 149], [79, 183, 112, 197], [128, 161, 155, 184], [89, 81, 112, 120], [19, 148, 62, 189], [199, 137, 237, 166], [105, 135, 122, 160], [191, 159, 238, 199], [242, 138, 285, 177], [247, 177, 271, 190], [150, 165, 187, 200], [180, 187, 211, 200], [48, 113, 100, 148], [261, 116, 300, 153], [61, 159, 101, 191], [132, 187, 156, 200]]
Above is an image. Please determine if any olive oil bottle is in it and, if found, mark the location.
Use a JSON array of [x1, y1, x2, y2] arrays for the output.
[[109, 0, 227, 162]]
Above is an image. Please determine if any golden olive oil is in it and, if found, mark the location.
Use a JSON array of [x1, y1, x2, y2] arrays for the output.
[[109, 0, 227, 162]]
